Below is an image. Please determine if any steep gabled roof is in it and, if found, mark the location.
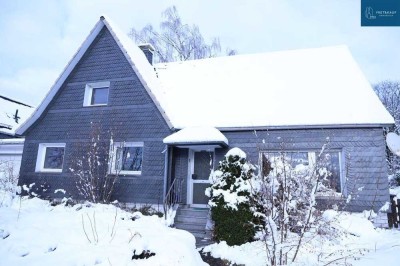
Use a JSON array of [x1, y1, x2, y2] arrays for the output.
[[155, 45, 394, 129], [17, 17, 394, 135], [0, 96, 33, 136], [16, 16, 172, 135]]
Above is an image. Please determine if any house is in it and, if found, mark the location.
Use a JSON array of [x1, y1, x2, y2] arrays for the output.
[[0, 96, 33, 179], [16, 16, 394, 215], [0, 95, 33, 139]]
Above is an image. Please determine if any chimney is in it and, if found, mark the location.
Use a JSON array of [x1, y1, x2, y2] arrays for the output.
[[138, 43, 155, 65]]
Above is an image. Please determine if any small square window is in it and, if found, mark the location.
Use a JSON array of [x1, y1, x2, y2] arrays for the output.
[[91, 87, 109, 105], [83, 81, 110, 106], [111, 142, 143, 175], [36, 143, 65, 173]]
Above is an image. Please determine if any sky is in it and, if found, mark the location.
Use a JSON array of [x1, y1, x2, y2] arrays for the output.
[[0, 0, 399, 106]]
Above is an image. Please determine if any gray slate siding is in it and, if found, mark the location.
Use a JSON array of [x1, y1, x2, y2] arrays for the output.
[[213, 128, 389, 212], [19, 27, 171, 204]]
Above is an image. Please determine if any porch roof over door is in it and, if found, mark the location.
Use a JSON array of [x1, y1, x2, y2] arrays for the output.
[[163, 126, 229, 148]]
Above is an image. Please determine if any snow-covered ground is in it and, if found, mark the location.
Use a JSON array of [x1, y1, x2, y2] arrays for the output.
[[203, 211, 400, 266], [0, 196, 206, 266], [1, 194, 400, 265]]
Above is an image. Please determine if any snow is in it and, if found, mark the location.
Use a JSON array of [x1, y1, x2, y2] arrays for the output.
[[225, 147, 246, 159], [100, 16, 172, 128], [0, 96, 33, 136], [0, 196, 206, 266], [386, 132, 400, 156], [17, 17, 394, 134], [203, 211, 400, 266], [163, 126, 228, 146], [155, 45, 394, 128], [389, 186, 400, 197]]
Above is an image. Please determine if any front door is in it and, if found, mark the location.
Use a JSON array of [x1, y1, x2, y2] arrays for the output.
[[188, 150, 214, 207]]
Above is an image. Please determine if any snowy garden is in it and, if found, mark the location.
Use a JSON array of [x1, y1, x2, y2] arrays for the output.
[[1, 139, 400, 265]]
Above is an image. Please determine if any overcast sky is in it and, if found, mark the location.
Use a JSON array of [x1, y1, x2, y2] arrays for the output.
[[0, 0, 399, 106]]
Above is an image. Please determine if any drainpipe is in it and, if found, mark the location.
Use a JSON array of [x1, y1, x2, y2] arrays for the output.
[[163, 145, 169, 202]]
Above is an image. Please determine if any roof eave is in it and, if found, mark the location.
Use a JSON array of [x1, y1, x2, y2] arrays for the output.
[[164, 141, 229, 148], [210, 123, 395, 132]]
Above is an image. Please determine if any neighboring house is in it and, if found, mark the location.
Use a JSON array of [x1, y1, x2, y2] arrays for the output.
[[16, 16, 394, 213], [0, 96, 33, 178], [0, 95, 33, 138]]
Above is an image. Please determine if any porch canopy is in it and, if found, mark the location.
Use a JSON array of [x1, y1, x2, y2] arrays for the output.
[[163, 126, 228, 149]]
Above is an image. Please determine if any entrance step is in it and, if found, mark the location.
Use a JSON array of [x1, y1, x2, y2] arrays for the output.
[[174, 206, 214, 247]]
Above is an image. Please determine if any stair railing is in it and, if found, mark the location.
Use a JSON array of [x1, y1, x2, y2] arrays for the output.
[[163, 177, 183, 220]]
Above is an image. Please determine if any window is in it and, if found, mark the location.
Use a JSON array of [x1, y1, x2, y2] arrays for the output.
[[83, 81, 110, 106], [35, 143, 65, 173], [261, 150, 343, 194], [111, 142, 143, 175]]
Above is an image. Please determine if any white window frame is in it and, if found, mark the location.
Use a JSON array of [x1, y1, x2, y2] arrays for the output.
[[260, 150, 344, 194], [110, 142, 144, 175], [83, 81, 110, 107], [35, 143, 66, 173]]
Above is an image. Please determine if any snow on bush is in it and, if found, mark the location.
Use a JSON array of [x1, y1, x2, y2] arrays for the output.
[[206, 147, 258, 245], [206, 147, 255, 210], [0, 197, 206, 265], [0, 160, 20, 207], [204, 210, 400, 266]]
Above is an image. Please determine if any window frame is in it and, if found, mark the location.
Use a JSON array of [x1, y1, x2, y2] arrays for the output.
[[35, 143, 66, 173], [110, 142, 144, 175], [83, 81, 110, 107], [260, 149, 345, 195]]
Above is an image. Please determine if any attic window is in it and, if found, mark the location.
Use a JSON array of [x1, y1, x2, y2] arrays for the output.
[[83, 81, 110, 106]]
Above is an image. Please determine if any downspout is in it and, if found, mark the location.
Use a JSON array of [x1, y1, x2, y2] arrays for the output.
[[163, 145, 169, 202]]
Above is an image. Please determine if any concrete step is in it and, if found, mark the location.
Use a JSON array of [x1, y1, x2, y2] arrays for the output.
[[176, 208, 209, 218], [175, 215, 207, 224], [175, 222, 206, 231]]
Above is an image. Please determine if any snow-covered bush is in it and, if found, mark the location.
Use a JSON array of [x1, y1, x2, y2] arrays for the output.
[[0, 160, 20, 207], [389, 172, 400, 188], [206, 148, 258, 246], [253, 148, 335, 265]]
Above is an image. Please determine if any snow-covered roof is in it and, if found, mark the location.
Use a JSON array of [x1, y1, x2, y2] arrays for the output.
[[16, 17, 394, 135], [16, 16, 172, 135], [155, 46, 394, 129], [0, 96, 33, 136], [163, 127, 228, 146]]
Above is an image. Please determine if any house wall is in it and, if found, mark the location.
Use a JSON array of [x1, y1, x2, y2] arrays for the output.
[[211, 127, 389, 212], [18, 27, 171, 204], [170, 127, 389, 211]]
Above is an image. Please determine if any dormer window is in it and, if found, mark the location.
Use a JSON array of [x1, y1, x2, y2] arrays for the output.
[[83, 81, 110, 106]]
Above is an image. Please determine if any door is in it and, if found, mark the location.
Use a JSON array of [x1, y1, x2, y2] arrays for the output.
[[188, 150, 214, 207]]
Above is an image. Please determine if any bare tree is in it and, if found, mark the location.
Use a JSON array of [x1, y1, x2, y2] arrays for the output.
[[69, 122, 122, 203], [373, 80, 400, 177], [0, 159, 19, 206], [251, 140, 346, 265], [373, 80, 400, 133], [129, 6, 236, 63]]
